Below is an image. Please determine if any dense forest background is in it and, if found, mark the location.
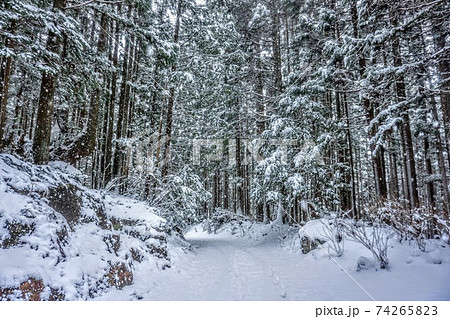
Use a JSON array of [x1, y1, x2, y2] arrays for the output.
[[0, 0, 449, 232]]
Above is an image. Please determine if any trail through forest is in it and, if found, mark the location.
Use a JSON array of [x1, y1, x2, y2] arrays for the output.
[[96, 227, 450, 301]]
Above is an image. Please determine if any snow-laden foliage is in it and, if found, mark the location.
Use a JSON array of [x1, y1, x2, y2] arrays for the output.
[[202, 208, 251, 236], [152, 168, 211, 230], [375, 202, 450, 252]]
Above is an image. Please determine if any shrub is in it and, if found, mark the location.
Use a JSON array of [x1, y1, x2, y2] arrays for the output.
[[203, 209, 251, 235], [343, 218, 394, 269], [321, 217, 345, 257]]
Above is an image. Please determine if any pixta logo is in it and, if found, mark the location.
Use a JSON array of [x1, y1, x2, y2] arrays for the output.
[[191, 138, 297, 166], [119, 130, 323, 174]]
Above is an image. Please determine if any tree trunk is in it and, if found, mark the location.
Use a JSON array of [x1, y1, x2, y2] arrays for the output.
[[224, 168, 229, 210], [0, 19, 15, 151], [430, 95, 450, 219], [113, 5, 133, 180], [235, 137, 245, 214], [391, 9, 419, 208], [33, 0, 67, 164], [432, 19, 450, 166], [350, 0, 387, 202], [424, 137, 435, 210], [60, 13, 109, 165], [343, 93, 358, 218], [161, 0, 182, 178], [388, 138, 399, 200], [104, 11, 120, 185], [270, 0, 282, 94], [255, 39, 264, 220]]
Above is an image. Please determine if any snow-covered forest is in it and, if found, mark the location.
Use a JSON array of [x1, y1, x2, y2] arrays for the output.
[[1, 0, 450, 301]]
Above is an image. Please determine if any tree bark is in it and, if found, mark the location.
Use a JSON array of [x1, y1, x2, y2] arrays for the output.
[[113, 4, 133, 180], [270, 0, 282, 94], [103, 10, 120, 185], [0, 18, 15, 151], [424, 137, 435, 210], [350, 0, 387, 202], [33, 0, 67, 164], [235, 137, 244, 214], [430, 95, 450, 219], [60, 12, 109, 165], [432, 15, 450, 166], [161, 0, 182, 178], [390, 7, 419, 208], [224, 168, 229, 210]]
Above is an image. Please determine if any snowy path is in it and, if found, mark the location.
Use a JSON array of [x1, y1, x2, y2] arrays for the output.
[[144, 232, 372, 301], [158, 236, 291, 300], [97, 227, 450, 301]]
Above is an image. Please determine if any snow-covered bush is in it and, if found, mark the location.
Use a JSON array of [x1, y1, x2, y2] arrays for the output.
[[251, 150, 290, 222], [376, 202, 449, 251], [321, 217, 345, 257], [343, 219, 394, 269], [203, 209, 251, 236], [151, 168, 211, 230]]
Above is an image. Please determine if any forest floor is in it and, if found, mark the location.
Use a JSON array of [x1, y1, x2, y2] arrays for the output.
[[96, 223, 450, 301]]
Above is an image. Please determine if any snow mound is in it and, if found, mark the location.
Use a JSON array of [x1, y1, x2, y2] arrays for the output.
[[298, 219, 328, 242], [0, 154, 182, 300], [295, 219, 329, 254]]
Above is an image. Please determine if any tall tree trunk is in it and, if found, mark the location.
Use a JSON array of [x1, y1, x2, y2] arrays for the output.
[[33, 0, 67, 164], [161, 0, 182, 178], [432, 15, 450, 166], [332, 4, 353, 215], [127, 40, 140, 139], [424, 137, 435, 210], [0, 18, 15, 151], [388, 138, 399, 200], [255, 39, 265, 221], [104, 10, 120, 185], [343, 93, 358, 218], [113, 5, 133, 181], [122, 34, 136, 140], [212, 170, 218, 210], [60, 12, 109, 165], [392, 39, 419, 208], [270, 0, 282, 94], [224, 168, 229, 210], [235, 137, 244, 214], [430, 95, 450, 219], [284, 11, 290, 76], [351, 0, 387, 202]]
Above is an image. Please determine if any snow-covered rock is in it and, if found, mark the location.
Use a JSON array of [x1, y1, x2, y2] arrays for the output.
[[356, 256, 376, 271], [298, 219, 327, 254]]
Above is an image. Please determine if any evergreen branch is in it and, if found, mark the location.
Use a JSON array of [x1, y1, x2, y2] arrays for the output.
[[65, 0, 123, 10]]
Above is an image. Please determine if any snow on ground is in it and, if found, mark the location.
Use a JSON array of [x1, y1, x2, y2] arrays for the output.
[[96, 222, 450, 301]]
